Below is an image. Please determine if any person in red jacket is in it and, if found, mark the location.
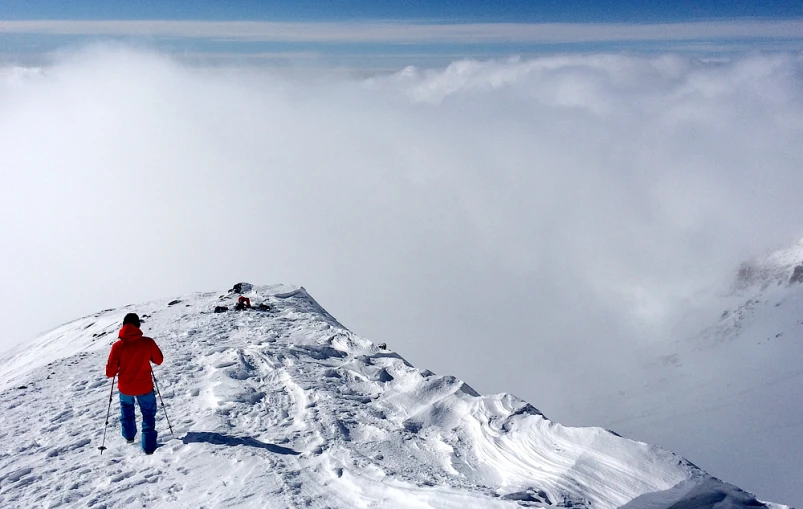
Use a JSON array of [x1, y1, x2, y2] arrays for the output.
[[105, 313, 164, 454], [235, 296, 251, 311]]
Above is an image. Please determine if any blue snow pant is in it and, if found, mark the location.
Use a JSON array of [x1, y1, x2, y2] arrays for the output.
[[119, 391, 158, 454]]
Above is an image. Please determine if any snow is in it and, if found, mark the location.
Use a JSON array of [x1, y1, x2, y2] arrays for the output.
[[0, 284, 790, 508]]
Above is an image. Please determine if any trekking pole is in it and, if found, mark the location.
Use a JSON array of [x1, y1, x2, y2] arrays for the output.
[[98, 375, 116, 454], [151, 370, 174, 435]]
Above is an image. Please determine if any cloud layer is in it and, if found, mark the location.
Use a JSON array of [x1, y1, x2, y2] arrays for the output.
[[1, 47, 802, 426]]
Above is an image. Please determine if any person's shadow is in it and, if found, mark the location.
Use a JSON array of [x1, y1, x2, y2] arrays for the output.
[[181, 431, 300, 455]]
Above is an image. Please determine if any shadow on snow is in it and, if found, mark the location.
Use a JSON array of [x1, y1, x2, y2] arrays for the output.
[[181, 431, 300, 455]]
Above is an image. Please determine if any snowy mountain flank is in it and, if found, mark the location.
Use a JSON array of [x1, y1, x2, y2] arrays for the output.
[[0, 284, 790, 508], [594, 240, 803, 507]]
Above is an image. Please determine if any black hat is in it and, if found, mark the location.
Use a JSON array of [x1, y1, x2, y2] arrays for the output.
[[123, 313, 141, 328]]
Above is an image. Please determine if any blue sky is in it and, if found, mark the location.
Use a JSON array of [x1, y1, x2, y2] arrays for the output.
[[4, 0, 803, 22], [1, 1, 802, 69]]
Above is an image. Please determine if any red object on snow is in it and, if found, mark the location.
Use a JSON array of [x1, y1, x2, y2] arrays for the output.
[[237, 296, 251, 307], [105, 324, 164, 396]]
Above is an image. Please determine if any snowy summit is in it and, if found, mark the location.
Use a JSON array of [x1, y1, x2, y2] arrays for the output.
[[0, 283, 790, 508]]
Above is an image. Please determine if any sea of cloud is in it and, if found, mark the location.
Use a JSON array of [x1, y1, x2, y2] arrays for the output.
[[1, 46, 802, 427]]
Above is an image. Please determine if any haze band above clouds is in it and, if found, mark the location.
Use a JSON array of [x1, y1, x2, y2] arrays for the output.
[[0, 19, 802, 45]]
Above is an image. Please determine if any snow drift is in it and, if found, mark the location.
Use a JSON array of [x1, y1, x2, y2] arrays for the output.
[[0, 284, 790, 508]]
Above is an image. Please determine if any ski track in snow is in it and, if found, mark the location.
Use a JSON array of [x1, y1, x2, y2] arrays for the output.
[[0, 284, 790, 508]]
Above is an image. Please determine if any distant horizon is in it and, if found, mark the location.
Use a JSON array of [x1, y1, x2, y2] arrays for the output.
[[1, 16, 802, 69]]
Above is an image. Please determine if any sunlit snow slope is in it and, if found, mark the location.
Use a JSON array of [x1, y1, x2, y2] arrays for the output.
[[0, 284, 790, 508]]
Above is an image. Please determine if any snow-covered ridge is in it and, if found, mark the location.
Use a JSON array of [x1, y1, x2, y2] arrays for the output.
[[0, 284, 789, 508], [732, 239, 803, 293], [605, 242, 803, 508], [704, 239, 803, 345]]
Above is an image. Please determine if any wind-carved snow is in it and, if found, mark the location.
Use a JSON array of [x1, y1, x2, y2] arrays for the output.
[[0, 284, 789, 508]]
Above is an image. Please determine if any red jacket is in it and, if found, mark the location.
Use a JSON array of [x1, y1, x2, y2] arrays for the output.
[[105, 324, 164, 396]]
